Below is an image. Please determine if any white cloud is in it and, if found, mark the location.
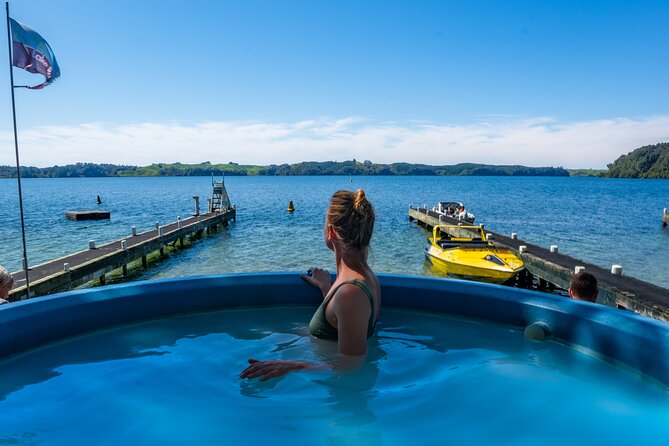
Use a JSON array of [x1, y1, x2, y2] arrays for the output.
[[1, 115, 668, 168]]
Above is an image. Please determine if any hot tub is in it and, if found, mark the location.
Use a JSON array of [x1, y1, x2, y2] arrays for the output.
[[0, 274, 667, 444]]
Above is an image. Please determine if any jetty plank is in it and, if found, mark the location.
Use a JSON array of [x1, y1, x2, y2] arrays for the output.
[[409, 206, 669, 322], [9, 208, 236, 300]]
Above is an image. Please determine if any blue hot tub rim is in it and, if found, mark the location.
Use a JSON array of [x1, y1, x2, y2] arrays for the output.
[[0, 272, 667, 387]]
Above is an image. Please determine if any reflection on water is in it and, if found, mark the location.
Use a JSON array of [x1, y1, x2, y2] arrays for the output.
[[315, 339, 386, 428]]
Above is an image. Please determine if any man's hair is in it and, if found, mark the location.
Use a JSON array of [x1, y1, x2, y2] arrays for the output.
[[569, 272, 598, 302], [0, 265, 12, 287]]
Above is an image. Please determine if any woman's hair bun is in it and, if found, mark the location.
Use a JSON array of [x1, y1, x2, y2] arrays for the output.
[[354, 189, 366, 211]]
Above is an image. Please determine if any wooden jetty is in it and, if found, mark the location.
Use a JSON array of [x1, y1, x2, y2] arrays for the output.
[[409, 205, 669, 322], [66, 210, 111, 220], [9, 207, 236, 301]]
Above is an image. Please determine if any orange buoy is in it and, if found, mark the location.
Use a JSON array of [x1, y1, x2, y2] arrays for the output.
[[287, 200, 295, 212]]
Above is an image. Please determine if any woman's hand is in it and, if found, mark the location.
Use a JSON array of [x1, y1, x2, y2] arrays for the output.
[[300, 267, 332, 297], [240, 359, 311, 381]]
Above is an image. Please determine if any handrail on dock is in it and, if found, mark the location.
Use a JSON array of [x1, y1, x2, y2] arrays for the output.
[[409, 205, 669, 322]]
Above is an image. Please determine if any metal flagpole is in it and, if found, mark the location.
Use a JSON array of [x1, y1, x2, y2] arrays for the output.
[[5, 0, 31, 298]]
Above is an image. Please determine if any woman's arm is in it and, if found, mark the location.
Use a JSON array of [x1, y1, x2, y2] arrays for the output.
[[331, 284, 371, 356]]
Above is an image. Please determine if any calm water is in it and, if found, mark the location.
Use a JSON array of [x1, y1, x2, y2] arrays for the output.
[[0, 176, 668, 288], [0, 307, 666, 445]]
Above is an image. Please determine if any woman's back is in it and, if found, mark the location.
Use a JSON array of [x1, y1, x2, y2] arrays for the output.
[[309, 277, 379, 340]]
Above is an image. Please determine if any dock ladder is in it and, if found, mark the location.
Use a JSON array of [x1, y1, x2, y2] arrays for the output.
[[209, 175, 231, 213]]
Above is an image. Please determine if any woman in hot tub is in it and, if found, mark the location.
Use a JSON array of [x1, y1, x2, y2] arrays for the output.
[[241, 189, 381, 381]]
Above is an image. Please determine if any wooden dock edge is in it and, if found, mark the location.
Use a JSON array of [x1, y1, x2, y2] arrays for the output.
[[409, 206, 669, 322], [9, 209, 236, 300]]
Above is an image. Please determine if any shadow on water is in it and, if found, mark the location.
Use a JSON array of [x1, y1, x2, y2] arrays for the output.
[[316, 354, 385, 446]]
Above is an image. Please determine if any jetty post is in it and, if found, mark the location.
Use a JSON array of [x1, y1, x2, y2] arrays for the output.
[[193, 196, 200, 216]]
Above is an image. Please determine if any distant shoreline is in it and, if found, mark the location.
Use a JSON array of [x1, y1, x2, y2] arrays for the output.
[[4, 142, 667, 179], [0, 161, 578, 178]]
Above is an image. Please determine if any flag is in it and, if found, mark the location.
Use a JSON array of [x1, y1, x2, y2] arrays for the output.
[[9, 18, 60, 89]]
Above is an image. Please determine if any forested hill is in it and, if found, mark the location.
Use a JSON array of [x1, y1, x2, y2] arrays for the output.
[[605, 142, 669, 178], [0, 161, 569, 178]]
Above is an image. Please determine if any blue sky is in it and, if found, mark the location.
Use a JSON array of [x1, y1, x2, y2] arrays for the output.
[[1, 0, 668, 168]]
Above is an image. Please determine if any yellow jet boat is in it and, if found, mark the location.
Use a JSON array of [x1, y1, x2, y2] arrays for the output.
[[424, 224, 524, 284]]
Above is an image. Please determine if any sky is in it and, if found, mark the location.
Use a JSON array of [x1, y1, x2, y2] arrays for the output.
[[0, 0, 668, 169]]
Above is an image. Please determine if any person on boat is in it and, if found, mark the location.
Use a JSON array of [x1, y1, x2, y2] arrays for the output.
[[568, 271, 598, 303], [240, 189, 381, 381], [457, 205, 468, 221], [0, 265, 14, 305]]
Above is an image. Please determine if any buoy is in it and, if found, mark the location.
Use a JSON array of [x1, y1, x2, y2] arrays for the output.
[[287, 200, 295, 212], [96, 195, 102, 204]]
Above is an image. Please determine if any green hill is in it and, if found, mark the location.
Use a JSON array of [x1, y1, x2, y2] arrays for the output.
[[605, 142, 669, 178], [0, 161, 569, 178]]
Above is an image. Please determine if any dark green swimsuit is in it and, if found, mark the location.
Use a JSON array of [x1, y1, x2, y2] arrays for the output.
[[308, 279, 377, 340]]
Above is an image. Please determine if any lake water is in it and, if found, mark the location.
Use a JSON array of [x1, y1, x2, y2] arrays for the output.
[[0, 176, 668, 289]]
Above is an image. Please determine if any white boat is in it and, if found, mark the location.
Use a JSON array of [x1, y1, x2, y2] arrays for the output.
[[433, 201, 475, 224]]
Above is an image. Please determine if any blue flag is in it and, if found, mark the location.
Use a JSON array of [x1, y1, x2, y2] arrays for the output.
[[9, 18, 60, 89]]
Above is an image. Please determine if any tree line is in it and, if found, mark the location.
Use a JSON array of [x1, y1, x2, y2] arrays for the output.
[[604, 142, 669, 178], [0, 160, 569, 178]]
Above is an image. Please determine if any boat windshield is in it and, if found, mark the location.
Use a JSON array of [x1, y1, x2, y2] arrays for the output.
[[484, 254, 506, 266]]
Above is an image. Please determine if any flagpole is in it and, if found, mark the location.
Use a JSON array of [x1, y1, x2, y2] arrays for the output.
[[5, 0, 31, 298]]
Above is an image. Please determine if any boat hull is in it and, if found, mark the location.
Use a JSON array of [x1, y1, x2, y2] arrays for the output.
[[425, 245, 524, 284]]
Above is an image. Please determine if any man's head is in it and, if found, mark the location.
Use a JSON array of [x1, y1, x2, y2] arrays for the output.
[[0, 266, 14, 300], [569, 271, 598, 302]]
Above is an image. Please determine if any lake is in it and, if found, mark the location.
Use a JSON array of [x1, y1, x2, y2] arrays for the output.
[[0, 176, 668, 289]]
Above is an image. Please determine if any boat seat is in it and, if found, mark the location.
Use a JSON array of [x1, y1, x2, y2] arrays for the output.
[[438, 240, 490, 249]]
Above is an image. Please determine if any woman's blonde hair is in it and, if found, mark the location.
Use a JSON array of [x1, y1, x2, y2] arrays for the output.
[[327, 189, 375, 248]]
